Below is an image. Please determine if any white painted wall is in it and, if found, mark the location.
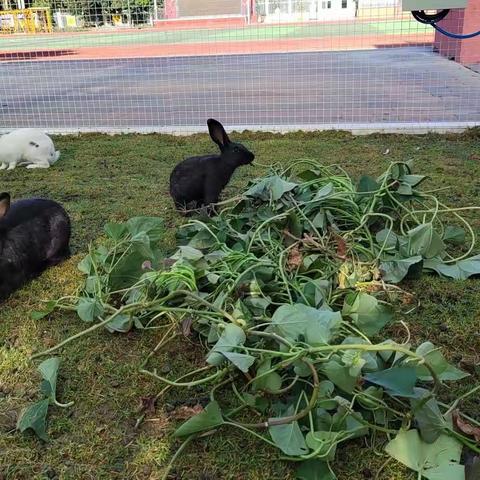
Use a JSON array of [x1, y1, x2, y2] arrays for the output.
[[263, 0, 356, 23]]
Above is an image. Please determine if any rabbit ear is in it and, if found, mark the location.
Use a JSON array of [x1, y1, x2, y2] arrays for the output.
[[207, 119, 230, 150], [0, 193, 10, 219]]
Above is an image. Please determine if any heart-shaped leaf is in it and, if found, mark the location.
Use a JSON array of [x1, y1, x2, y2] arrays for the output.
[[253, 358, 283, 392], [423, 255, 480, 280], [379, 256, 423, 283], [105, 313, 134, 333], [174, 401, 224, 437], [410, 388, 446, 443], [126, 217, 164, 242], [305, 431, 338, 460], [272, 304, 342, 344], [364, 367, 417, 397], [323, 358, 358, 394], [245, 176, 298, 201], [269, 419, 308, 456], [206, 324, 246, 367], [76, 297, 104, 323], [221, 352, 255, 373], [415, 342, 468, 382], [31, 301, 57, 321], [342, 293, 393, 336], [407, 223, 445, 259], [104, 222, 128, 241], [443, 226, 466, 246], [38, 357, 60, 402], [17, 398, 50, 441], [296, 459, 337, 480], [385, 430, 464, 480]]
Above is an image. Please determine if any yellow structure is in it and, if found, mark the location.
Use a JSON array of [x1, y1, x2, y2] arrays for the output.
[[0, 8, 53, 34]]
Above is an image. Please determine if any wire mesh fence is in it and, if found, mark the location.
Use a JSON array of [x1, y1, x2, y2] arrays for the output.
[[0, 0, 479, 133]]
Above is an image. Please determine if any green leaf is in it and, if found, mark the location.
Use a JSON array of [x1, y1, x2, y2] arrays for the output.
[[302, 279, 330, 308], [77, 254, 93, 275], [345, 412, 369, 439], [171, 246, 204, 261], [311, 210, 326, 230], [298, 168, 320, 182], [318, 380, 335, 398], [379, 256, 423, 283], [130, 232, 154, 259], [443, 226, 466, 245], [364, 367, 417, 397], [304, 311, 342, 346], [402, 174, 427, 187], [296, 460, 337, 480], [313, 183, 334, 201], [385, 430, 464, 480], [376, 229, 400, 250], [253, 358, 282, 392], [104, 222, 128, 241], [342, 292, 393, 336], [245, 175, 298, 201], [410, 388, 446, 444], [341, 337, 378, 372], [272, 304, 341, 344], [357, 175, 380, 195], [76, 297, 104, 323], [206, 324, 246, 367], [423, 255, 480, 280], [407, 223, 445, 259], [342, 350, 366, 377], [105, 313, 133, 333], [221, 352, 255, 373], [269, 420, 308, 456], [415, 342, 469, 382], [188, 229, 217, 249], [126, 217, 164, 242], [305, 431, 338, 461], [174, 401, 224, 437], [38, 358, 60, 402], [17, 399, 50, 441], [31, 301, 57, 320], [323, 358, 358, 394], [110, 247, 156, 290], [271, 304, 312, 341]]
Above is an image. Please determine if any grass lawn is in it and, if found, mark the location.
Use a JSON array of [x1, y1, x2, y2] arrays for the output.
[[0, 130, 479, 479], [0, 19, 430, 51]]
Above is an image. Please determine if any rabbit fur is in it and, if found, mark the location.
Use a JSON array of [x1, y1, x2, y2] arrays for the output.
[[0, 128, 60, 170], [0, 192, 71, 302], [169, 119, 255, 214]]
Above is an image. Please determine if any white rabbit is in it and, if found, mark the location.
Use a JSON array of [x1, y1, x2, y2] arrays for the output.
[[0, 128, 60, 170]]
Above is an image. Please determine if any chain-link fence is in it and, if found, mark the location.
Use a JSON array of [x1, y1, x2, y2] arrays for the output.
[[0, 0, 479, 133]]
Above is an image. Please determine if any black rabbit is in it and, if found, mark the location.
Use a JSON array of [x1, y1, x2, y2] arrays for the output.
[[0, 192, 71, 302], [169, 119, 255, 214]]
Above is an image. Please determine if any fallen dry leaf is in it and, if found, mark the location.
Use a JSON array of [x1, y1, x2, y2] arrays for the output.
[[170, 405, 204, 421], [181, 317, 193, 337], [287, 244, 303, 271], [335, 236, 347, 260], [453, 410, 480, 442], [138, 395, 157, 414]]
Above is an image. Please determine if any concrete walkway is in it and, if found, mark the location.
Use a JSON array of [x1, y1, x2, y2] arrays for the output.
[[0, 47, 479, 131]]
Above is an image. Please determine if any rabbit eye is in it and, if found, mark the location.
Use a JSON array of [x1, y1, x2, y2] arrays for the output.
[[233, 147, 240, 153]]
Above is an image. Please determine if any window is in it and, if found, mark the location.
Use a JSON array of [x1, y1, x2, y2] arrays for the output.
[[342, 0, 348, 8], [327, 1, 331, 8]]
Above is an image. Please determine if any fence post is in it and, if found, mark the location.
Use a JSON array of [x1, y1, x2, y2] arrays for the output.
[[434, 1, 480, 64]]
